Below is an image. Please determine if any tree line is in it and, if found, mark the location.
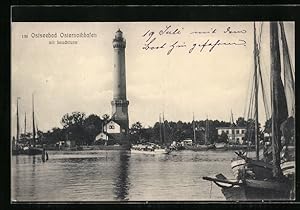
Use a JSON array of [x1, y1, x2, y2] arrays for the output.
[[35, 111, 272, 146]]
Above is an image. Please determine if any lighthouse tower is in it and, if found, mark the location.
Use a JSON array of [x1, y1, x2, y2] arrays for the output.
[[111, 29, 129, 134]]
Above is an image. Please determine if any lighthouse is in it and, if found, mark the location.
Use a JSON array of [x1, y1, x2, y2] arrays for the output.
[[111, 29, 129, 134]]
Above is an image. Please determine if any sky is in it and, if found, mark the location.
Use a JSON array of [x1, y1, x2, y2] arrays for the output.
[[11, 22, 295, 135]]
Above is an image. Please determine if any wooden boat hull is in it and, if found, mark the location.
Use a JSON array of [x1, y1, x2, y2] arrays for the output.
[[231, 159, 246, 178], [231, 158, 273, 179], [221, 183, 291, 201], [204, 175, 292, 200]]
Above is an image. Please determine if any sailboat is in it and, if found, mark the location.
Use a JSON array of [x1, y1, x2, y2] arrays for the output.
[[22, 93, 43, 155], [230, 22, 274, 178], [12, 97, 22, 155], [230, 22, 280, 180], [203, 22, 295, 200]]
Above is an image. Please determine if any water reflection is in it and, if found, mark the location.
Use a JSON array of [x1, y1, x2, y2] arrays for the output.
[[113, 151, 130, 200], [12, 150, 239, 201], [29, 156, 37, 198]]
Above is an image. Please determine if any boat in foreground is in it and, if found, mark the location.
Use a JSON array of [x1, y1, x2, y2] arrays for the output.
[[203, 22, 295, 200]]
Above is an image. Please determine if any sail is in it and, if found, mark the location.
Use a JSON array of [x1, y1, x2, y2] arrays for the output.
[[270, 22, 288, 177], [279, 22, 295, 117]]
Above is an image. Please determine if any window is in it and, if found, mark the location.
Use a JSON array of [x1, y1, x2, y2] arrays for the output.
[[109, 125, 115, 129], [236, 130, 240, 134], [242, 130, 245, 134], [226, 130, 229, 134]]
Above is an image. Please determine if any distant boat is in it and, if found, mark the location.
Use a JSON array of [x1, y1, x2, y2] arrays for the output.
[[22, 146, 43, 155], [23, 93, 43, 155], [12, 97, 22, 155], [214, 142, 227, 150], [130, 143, 170, 154]]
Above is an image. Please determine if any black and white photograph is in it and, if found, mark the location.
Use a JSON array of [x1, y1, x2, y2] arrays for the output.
[[11, 19, 295, 202]]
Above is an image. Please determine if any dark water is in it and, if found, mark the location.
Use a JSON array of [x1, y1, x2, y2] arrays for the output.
[[12, 150, 239, 201]]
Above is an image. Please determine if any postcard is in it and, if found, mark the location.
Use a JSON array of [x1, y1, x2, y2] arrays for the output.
[[11, 14, 295, 202]]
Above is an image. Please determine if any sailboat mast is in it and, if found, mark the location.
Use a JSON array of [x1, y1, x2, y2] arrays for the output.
[[162, 112, 165, 144], [159, 113, 162, 144], [231, 110, 235, 144], [254, 22, 260, 160], [32, 93, 36, 147], [24, 112, 26, 134], [16, 97, 20, 142], [270, 22, 286, 178], [205, 115, 209, 145], [193, 113, 196, 144]]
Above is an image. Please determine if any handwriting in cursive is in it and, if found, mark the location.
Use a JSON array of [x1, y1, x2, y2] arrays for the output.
[[142, 25, 183, 42], [190, 28, 217, 34], [159, 25, 183, 36], [224, 27, 247, 34], [142, 37, 167, 51], [188, 39, 247, 54], [167, 41, 187, 55]]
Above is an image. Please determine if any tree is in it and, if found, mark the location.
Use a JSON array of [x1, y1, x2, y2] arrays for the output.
[[83, 114, 102, 144], [130, 122, 144, 143], [131, 121, 143, 133], [61, 111, 86, 128], [236, 117, 247, 127], [60, 112, 87, 145], [245, 118, 256, 144], [218, 131, 229, 143]]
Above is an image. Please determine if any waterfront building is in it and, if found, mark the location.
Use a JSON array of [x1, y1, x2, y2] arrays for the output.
[[95, 132, 109, 141], [217, 127, 247, 144], [181, 139, 193, 146], [95, 120, 125, 143]]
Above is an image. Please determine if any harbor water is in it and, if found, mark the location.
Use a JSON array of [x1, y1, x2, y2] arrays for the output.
[[11, 150, 247, 202]]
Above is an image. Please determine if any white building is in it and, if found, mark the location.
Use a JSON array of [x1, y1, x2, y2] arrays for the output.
[[104, 120, 121, 134], [181, 139, 193, 146], [95, 132, 108, 141], [95, 120, 123, 143], [217, 127, 247, 144]]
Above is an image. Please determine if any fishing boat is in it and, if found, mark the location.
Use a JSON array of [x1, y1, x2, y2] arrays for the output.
[[23, 93, 43, 155], [230, 21, 295, 180], [203, 22, 295, 200], [12, 97, 22, 155]]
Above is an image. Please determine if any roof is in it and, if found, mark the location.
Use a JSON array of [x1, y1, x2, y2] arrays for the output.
[[105, 119, 121, 126]]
